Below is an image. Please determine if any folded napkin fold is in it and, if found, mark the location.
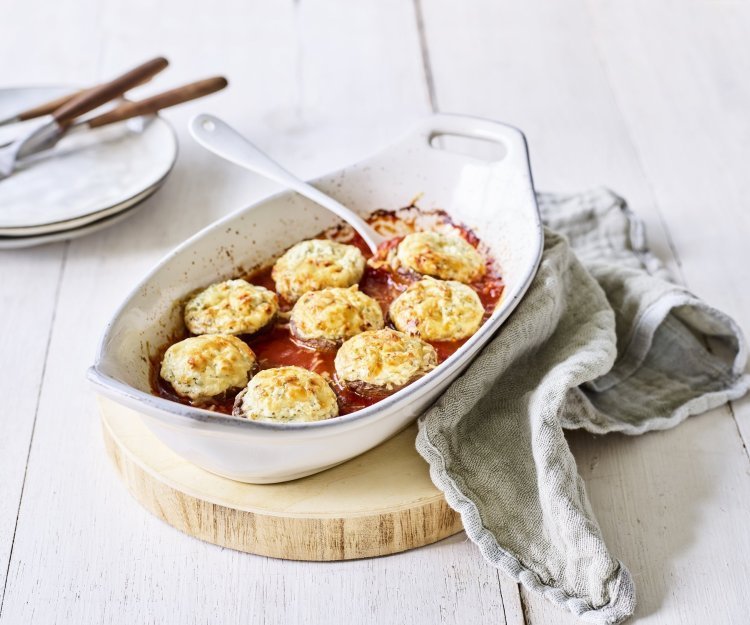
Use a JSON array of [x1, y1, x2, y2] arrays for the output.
[[416, 189, 749, 624]]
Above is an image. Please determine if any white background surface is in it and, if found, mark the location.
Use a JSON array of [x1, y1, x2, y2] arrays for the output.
[[1, 0, 749, 623]]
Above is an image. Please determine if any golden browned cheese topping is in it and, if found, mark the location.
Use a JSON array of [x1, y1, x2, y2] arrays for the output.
[[334, 329, 438, 390], [271, 239, 366, 302], [290, 285, 384, 342], [235, 366, 339, 422], [160, 334, 256, 401], [184, 279, 278, 335], [389, 277, 484, 341], [396, 231, 485, 283]]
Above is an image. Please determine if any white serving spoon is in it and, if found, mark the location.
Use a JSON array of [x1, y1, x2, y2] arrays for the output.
[[189, 114, 384, 253]]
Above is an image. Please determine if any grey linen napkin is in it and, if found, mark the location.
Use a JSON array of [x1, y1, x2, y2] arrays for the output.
[[416, 188, 749, 624]]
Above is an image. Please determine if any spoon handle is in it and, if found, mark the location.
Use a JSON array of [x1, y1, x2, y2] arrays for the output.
[[189, 114, 383, 253]]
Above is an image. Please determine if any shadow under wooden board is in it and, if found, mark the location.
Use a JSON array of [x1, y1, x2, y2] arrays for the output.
[[99, 397, 464, 561]]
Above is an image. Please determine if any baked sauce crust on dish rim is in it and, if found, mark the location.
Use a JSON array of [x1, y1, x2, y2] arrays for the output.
[[151, 205, 505, 417]]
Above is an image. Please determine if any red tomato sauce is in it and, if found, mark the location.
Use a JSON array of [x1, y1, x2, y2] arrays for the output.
[[152, 208, 504, 416]]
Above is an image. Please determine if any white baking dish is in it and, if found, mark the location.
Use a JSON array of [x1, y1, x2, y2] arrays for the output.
[[88, 114, 542, 483]]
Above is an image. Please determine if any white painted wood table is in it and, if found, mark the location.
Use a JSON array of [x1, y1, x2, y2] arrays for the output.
[[1, 1, 749, 623]]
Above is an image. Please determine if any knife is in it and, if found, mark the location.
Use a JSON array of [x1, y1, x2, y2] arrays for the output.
[[0, 56, 168, 180], [6, 76, 228, 169]]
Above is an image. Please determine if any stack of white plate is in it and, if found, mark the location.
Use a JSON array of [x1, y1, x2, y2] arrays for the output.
[[0, 87, 177, 249]]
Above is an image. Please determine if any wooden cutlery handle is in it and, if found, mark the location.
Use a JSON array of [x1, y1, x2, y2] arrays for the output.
[[87, 77, 228, 128], [15, 70, 163, 123], [52, 57, 169, 126], [17, 90, 85, 121]]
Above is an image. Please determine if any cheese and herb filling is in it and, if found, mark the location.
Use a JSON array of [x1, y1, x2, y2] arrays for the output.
[[160, 334, 256, 400], [334, 329, 437, 393], [389, 277, 484, 341], [272, 239, 366, 302], [290, 285, 384, 343], [184, 279, 278, 336], [234, 365, 339, 422], [396, 230, 484, 283]]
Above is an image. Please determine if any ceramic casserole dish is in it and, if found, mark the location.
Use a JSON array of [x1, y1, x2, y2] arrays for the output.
[[88, 113, 542, 483]]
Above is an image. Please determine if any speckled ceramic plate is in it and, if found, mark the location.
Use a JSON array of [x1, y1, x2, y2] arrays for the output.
[[0, 86, 177, 238]]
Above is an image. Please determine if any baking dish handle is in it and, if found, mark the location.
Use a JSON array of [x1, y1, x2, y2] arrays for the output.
[[404, 113, 528, 161]]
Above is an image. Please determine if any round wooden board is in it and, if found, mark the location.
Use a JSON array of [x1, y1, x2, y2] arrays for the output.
[[99, 397, 463, 561]]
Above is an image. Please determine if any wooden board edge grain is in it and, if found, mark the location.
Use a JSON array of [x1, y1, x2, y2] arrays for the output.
[[100, 413, 464, 561]]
